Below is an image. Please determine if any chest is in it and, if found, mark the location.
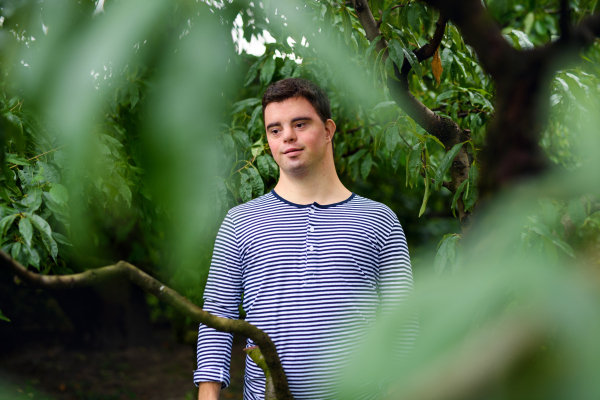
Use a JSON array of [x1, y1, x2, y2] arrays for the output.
[[236, 208, 382, 290]]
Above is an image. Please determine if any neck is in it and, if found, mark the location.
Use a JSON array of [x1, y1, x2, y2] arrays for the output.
[[273, 152, 352, 206]]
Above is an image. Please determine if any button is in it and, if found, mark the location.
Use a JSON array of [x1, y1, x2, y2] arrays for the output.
[[309, 209, 314, 214], [309, 226, 314, 232], [309, 245, 314, 251]]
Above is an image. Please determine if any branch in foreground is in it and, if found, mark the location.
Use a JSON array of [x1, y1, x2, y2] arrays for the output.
[[0, 251, 293, 400]]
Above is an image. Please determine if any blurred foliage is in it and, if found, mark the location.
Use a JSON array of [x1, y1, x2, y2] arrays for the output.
[[0, 0, 599, 396]]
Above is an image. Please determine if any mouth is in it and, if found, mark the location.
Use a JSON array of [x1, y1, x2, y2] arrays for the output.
[[283, 148, 303, 156]]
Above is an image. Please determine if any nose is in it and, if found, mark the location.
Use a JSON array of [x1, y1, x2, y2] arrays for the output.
[[281, 124, 297, 143]]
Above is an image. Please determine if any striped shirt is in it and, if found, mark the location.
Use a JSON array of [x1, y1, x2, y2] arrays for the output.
[[194, 190, 416, 399]]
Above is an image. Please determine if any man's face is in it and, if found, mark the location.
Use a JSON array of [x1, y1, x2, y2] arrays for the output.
[[264, 96, 335, 176]]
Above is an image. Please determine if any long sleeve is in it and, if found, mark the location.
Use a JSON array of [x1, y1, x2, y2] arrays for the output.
[[378, 217, 419, 357], [194, 212, 243, 388]]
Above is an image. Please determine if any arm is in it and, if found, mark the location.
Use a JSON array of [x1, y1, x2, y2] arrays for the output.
[[198, 382, 221, 400], [194, 212, 243, 391], [378, 216, 419, 357]]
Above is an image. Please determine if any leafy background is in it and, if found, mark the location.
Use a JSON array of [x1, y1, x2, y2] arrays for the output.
[[0, 0, 599, 398]]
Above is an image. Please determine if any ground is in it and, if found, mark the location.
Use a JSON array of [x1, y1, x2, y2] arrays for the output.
[[0, 332, 247, 400]]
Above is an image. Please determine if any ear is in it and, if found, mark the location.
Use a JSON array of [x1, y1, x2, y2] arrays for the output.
[[324, 119, 336, 142]]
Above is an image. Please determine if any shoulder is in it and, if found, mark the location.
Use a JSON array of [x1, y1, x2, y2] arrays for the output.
[[348, 194, 399, 225], [225, 191, 280, 221]]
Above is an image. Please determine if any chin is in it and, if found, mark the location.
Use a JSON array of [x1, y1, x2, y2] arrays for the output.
[[283, 162, 310, 176]]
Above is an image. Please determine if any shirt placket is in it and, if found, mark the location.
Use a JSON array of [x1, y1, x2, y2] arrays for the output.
[[303, 204, 317, 284]]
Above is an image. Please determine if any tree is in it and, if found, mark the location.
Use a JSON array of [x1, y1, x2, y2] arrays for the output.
[[1, 0, 600, 399]]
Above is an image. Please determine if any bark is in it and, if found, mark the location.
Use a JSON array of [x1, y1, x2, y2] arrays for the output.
[[0, 251, 294, 400], [352, 0, 473, 230]]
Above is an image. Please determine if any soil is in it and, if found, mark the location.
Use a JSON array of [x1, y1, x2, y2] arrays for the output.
[[0, 332, 248, 400]]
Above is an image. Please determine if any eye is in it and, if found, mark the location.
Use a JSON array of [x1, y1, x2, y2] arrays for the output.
[[295, 122, 306, 128], [269, 128, 281, 135]]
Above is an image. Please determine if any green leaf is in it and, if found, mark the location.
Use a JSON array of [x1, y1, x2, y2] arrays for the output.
[[373, 101, 397, 112], [5, 154, 31, 166], [52, 232, 73, 246], [463, 162, 478, 212], [388, 39, 405, 70], [424, 135, 445, 149], [260, 57, 276, 86], [11, 241, 22, 259], [27, 246, 40, 269], [247, 105, 263, 131], [418, 173, 430, 217], [213, 176, 228, 214], [239, 171, 253, 202], [250, 137, 265, 159], [19, 217, 33, 247], [434, 234, 460, 274], [381, 2, 395, 24], [365, 35, 383, 62], [553, 238, 575, 258], [0, 214, 18, 236], [436, 90, 457, 104], [407, 2, 422, 33], [100, 133, 125, 153], [257, 153, 278, 180], [391, 147, 402, 172], [403, 48, 422, 77], [361, 153, 373, 180], [451, 179, 468, 218], [568, 198, 587, 229], [342, 7, 353, 46], [50, 183, 69, 205], [348, 149, 367, 165], [373, 48, 386, 83], [247, 167, 264, 197], [130, 83, 140, 109], [42, 192, 69, 217], [511, 30, 534, 50], [222, 134, 235, 151], [434, 234, 450, 274], [539, 198, 559, 230], [0, 308, 10, 322], [385, 124, 401, 153], [233, 131, 252, 149], [406, 142, 422, 188], [113, 173, 132, 207], [30, 214, 58, 262], [38, 161, 61, 184], [244, 56, 266, 86], [22, 188, 43, 211], [434, 141, 465, 190], [257, 155, 270, 178], [231, 98, 261, 115], [266, 154, 279, 179]]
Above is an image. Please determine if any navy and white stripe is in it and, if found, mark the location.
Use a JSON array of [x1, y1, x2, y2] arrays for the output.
[[195, 190, 417, 399]]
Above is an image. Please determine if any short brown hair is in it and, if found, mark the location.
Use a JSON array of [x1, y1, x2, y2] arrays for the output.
[[262, 78, 331, 125]]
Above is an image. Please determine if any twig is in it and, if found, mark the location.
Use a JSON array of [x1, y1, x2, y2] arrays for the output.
[[9, 144, 69, 169]]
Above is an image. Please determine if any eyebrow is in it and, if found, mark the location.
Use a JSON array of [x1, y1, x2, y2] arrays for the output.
[[266, 116, 313, 131]]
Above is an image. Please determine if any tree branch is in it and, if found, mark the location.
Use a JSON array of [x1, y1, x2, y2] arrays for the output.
[[353, 0, 472, 230], [0, 251, 294, 400], [422, 0, 517, 80], [559, 0, 571, 41], [352, 0, 388, 53]]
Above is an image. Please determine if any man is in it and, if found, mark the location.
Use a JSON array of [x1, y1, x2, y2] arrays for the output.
[[195, 78, 416, 400]]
